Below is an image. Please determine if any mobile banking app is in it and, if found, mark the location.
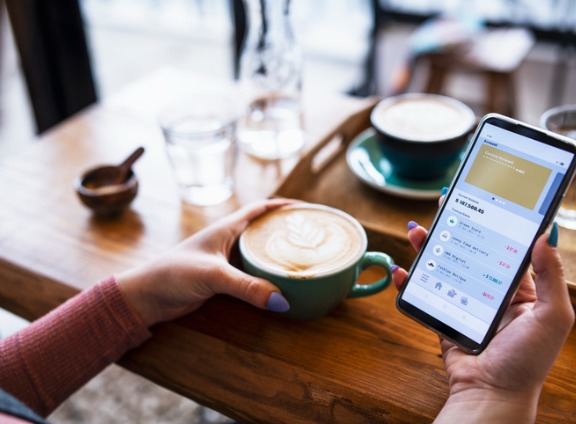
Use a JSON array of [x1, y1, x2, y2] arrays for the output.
[[402, 123, 575, 343]]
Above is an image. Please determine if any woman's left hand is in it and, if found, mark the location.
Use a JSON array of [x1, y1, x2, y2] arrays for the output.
[[116, 198, 295, 326]]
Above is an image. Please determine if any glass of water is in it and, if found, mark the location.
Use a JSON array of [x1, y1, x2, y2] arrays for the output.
[[160, 96, 239, 206]]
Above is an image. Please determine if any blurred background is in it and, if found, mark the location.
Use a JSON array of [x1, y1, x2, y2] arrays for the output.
[[0, 0, 575, 156], [0, 0, 575, 422]]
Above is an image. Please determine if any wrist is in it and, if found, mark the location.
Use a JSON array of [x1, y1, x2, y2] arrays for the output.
[[115, 267, 162, 327], [435, 387, 540, 424]]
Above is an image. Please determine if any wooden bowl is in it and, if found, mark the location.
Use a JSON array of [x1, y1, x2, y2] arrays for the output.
[[75, 166, 138, 217]]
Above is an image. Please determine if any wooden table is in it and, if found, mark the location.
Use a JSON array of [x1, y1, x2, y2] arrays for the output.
[[0, 68, 574, 423]]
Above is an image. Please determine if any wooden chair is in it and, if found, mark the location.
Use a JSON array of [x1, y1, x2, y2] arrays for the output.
[[4, 0, 97, 134], [420, 27, 534, 117], [392, 18, 535, 117]]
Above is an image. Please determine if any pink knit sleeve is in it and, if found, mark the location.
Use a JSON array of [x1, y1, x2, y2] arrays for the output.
[[0, 276, 152, 417]]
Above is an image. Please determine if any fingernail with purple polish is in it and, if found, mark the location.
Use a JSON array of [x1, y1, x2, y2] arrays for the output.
[[408, 221, 418, 230], [390, 265, 400, 274], [267, 292, 290, 313]]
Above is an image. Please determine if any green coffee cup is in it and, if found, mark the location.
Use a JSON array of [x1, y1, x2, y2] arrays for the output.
[[239, 203, 394, 319]]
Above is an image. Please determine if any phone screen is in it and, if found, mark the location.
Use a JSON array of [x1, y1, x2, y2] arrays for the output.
[[397, 114, 576, 353]]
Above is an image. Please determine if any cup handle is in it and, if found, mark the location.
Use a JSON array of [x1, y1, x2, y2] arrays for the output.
[[347, 252, 394, 298]]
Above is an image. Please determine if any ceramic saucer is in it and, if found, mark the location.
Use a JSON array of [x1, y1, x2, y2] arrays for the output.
[[345, 128, 460, 200]]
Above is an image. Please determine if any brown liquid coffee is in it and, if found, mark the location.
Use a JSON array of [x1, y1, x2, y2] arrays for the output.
[[242, 206, 365, 277]]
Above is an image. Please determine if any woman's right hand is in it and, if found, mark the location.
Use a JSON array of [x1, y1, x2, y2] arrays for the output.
[[392, 221, 574, 423]]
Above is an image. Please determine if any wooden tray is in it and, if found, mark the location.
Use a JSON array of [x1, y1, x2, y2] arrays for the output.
[[273, 102, 576, 304]]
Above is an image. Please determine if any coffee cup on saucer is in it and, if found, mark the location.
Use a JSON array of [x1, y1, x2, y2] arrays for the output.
[[540, 104, 576, 229], [370, 93, 476, 180], [239, 203, 394, 319]]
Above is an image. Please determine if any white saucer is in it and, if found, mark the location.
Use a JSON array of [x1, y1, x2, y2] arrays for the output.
[[345, 128, 460, 200]]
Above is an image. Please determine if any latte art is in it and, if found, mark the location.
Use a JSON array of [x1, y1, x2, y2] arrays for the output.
[[267, 212, 352, 272], [284, 212, 325, 249], [242, 206, 365, 278]]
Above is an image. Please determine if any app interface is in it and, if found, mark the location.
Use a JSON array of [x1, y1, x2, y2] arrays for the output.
[[402, 123, 574, 343]]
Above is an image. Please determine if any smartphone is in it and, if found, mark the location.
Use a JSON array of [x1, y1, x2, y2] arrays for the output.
[[396, 113, 576, 354]]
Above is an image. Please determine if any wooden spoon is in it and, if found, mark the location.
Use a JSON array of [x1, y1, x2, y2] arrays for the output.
[[114, 146, 145, 185]]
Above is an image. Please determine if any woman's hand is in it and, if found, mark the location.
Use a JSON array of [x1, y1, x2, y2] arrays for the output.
[[393, 220, 574, 423], [116, 198, 295, 327]]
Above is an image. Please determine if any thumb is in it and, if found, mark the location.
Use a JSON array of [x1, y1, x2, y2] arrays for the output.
[[220, 198, 299, 238], [214, 265, 290, 313], [531, 224, 573, 322]]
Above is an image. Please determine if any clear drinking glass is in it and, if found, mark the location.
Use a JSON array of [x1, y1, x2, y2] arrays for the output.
[[541, 104, 576, 229], [237, 0, 305, 160], [160, 96, 239, 206]]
